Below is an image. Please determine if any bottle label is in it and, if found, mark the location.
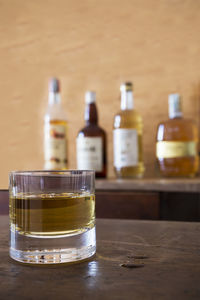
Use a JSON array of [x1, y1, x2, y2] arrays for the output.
[[44, 123, 67, 169], [156, 141, 197, 158], [113, 129, 138, 168], [76, 137, 103, 172]]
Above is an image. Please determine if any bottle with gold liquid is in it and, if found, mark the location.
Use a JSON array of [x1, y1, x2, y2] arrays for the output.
[[113, 82, 144, 178], [44, 78, 68, 170], [156, 94, 199, 177]]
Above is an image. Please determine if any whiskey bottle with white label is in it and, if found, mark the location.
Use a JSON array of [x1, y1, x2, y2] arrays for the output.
[[156, 94, 199, 177], [76, 91, 107, 178], [113, 82, 144, 178], [44, 78, 68, 170]]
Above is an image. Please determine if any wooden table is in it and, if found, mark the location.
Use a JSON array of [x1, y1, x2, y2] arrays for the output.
[[0, 216, 200, 299]]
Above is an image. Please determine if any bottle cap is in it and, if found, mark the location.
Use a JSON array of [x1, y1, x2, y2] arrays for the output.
[[49, 78, 60, 93], [168, 93, 182, 118], [85, 91, 96, 104], [120, 82, 133, 92]]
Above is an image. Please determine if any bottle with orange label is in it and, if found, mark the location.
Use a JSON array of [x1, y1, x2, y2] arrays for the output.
[[44, 78, 68, 170], [156, 94, 199, 177]]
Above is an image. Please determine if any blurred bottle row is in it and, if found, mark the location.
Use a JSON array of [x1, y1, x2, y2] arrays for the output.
[[44, 78, 199, 178]]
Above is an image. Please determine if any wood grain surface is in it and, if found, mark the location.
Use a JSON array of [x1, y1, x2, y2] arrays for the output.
[[0, 216, 200, 299], [0, 0, 200, 188]]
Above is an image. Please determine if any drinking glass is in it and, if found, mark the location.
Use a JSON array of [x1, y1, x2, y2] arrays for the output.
[[9, 170, 96, 264]]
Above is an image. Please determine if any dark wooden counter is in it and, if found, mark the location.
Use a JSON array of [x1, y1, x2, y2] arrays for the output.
[[0, 216, 200, 299]]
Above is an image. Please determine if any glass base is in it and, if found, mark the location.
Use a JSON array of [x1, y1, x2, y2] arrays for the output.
[[10, 226, 96, 264]]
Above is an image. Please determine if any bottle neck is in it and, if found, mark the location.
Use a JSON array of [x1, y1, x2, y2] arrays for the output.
[[85, 102, 98, 125], [121, 90, 134, 110], [168, 100, 183, 119], [48, 92, 61, 105]]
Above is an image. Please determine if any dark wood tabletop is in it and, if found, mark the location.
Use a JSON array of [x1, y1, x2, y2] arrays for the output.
[[0, 216, 200, 300]]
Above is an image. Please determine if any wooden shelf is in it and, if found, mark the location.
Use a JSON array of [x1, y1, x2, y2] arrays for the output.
[[2, 178, 200, 220], [96, 177, 200, 193]]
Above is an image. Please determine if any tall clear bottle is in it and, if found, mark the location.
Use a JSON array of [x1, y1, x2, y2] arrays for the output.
[[113, 82, 144, 178], [76, 91, 107, 178], [44, 78, 68, 170], [156, 94, 199, 177]]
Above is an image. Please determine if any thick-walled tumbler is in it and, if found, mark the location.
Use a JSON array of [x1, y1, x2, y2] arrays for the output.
[[9, 170, 96, 264]]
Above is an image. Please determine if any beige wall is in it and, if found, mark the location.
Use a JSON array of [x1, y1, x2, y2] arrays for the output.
[[0, 0, 200, 188]]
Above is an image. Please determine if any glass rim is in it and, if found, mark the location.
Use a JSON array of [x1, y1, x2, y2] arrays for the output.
[[9, 170, 95, 176]]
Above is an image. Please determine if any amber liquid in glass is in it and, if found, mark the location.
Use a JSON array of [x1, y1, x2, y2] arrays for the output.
[[10, 192, 95, 237]]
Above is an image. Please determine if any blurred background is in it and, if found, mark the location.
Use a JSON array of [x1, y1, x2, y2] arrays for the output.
[[0, 0, 200, 188]]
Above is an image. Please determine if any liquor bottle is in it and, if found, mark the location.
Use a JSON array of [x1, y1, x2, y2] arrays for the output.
[[156, 94, 199, 177], [76, 91, 107, 178], [44, 78, 68, 170], [113, 82, 144, 178]]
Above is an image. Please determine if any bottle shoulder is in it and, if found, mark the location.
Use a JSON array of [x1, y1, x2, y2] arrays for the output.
[[46, 119, 67, 126], [114, 109, 142, 118], [45, 103, 67, 121], [158, 117, 196, 127], [157, 118, 198, 141], [77, 124, 106, 138], [114, 109, 143, 129]]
